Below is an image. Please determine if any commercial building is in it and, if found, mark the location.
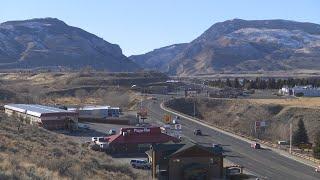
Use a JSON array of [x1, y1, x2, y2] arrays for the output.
[[67, 105, 120, 119], [105, 127, 179, 153], [4, 104, 78, 130], [279, 85, 320, 97], [146, 141, 224, 180]]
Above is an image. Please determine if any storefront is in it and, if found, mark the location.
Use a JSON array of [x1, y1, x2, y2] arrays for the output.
[[106, 127, 179, 153]]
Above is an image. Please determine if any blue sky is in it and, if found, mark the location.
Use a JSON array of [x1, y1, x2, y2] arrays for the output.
[[1, 0, 319, 56]]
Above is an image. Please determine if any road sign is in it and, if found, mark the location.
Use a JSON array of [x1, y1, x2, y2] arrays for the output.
[[164, 114, 171, 124], [255, 121, 268, 127], [299, 143, 312, 149], [137, 108, 148, 119]]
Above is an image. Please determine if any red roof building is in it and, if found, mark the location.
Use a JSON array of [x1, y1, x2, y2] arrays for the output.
[[106, 127, 179, 153]]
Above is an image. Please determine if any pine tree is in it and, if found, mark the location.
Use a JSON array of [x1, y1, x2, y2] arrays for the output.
[[226, 78, 232, 87], [292, 119, 309, 146], [313, 130, 320, 159], [234, 78, 240, 88]]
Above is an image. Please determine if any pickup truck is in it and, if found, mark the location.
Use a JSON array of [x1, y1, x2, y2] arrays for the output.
[[93, 137, 109, 150]]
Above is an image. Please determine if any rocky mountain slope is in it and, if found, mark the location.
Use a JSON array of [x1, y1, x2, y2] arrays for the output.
[[132, 19, 320, 75], [0, 18, 140, 71], [129, 43, 187, 72]]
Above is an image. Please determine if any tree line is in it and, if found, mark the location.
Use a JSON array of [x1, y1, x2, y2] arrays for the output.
[[206, 77, 320, 89]]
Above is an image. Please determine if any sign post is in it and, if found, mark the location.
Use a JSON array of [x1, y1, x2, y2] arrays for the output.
[[137, 108, 148, 124], [164, 114, 171, 124]]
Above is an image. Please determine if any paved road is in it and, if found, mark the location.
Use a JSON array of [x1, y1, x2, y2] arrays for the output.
[[143, 95, 320, 180]]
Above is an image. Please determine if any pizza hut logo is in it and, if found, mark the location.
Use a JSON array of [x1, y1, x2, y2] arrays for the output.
[[133, 128, 151, 133]]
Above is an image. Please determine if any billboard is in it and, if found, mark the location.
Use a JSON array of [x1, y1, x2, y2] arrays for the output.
[[255, 121, 268, 127]]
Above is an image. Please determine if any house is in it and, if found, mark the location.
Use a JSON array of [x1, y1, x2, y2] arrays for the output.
[[146, 141, 224, 180], [279, 85, 320, 97], [4, 104, 78, 130]]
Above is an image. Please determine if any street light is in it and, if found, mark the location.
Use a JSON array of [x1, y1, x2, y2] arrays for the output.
[[289, 122, 292, 154]]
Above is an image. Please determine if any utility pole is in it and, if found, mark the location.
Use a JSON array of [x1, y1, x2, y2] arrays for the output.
[[193, 100, 195, 117], [289, 122, 292, 154]]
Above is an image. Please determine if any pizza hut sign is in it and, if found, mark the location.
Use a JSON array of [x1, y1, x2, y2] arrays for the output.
[[133, 128, 151, 133]]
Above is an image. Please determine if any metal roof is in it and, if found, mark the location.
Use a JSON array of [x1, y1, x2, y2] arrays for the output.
[[4, 104, 74, 117], [67, 105, 111, 111]]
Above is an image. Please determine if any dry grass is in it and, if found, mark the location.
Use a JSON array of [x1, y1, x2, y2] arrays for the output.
[[0, 113, 147, 180], [0, 72, 156, 110], [248, 97, 320, 108], [167, 98, 320, 143]]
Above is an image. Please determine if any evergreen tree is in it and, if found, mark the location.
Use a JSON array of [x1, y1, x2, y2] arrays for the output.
[[234, 78, 240, 88], [292, 119, 309, 146], [313, 130, 320, 159], [226, 78, 232, 87]]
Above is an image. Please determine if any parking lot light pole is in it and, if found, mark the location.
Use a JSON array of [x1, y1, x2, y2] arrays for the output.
[[193, 100, 196, 117]]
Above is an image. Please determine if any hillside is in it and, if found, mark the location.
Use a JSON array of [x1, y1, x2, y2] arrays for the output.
[[0, 71, 168, 110], [0, 18, 140, 71], [132, 19, 320, 75], [129, 43, 188, 72], [0, 113, 146, 179], [166, 98, 320, 143]]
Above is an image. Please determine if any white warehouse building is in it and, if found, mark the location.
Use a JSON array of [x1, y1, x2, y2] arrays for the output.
[[67, 105, 120, 119], [4, 104, 78, 130]]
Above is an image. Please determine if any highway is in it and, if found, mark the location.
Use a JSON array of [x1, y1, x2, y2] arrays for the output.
[[143, 95, 320, 180]]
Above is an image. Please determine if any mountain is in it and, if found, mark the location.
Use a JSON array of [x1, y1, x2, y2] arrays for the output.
[[129, 43, 188, 72], [132, 19, 320, 75], [0, 18, 140, 71]]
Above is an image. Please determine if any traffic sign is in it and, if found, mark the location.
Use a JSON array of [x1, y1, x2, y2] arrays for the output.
[[164, 114, 171, 124]]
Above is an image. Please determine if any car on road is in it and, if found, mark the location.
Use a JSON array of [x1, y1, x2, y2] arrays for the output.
[[130, 159, 151, 169], [251, 142, 261, 149], [194, 129, 202, 136], [315, 165, 320, 172]]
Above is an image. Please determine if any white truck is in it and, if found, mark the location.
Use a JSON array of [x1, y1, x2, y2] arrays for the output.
[[91, 137, 109, 150]]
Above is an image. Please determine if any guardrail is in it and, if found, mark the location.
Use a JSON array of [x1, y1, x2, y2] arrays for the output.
[[162, 101, 320, 166]]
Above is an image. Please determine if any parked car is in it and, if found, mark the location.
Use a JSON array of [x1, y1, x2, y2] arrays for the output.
[[130, 159, 151, 169], [315, 165, 320, 172], [251, 142, 261, 149], [91, 137, 98, 142], [91, 137, 105, 143], [78, 123, 90, 130], [107, 129, 116, 136], [212, 144, 223, 152], [194, 129, 202, 136], [172, 118, 179, 124]]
